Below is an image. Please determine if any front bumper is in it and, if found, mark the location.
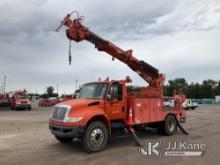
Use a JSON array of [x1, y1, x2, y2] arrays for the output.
[[49, 123, 85, 138]]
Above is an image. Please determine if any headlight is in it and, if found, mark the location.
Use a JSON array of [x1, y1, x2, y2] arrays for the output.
[[64, 116, 83, 123]]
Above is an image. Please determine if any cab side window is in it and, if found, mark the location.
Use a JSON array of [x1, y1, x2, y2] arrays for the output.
[[109, 82, 123, 100]]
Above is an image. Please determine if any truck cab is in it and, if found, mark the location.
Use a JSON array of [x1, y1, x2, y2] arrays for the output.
[[49, 80, 132, 151], [50, 80, 127, 120]]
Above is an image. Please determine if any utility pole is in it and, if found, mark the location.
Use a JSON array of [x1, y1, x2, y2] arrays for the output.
[[75, 79, 78, 90], [57, 84, 59, 96], [0, 83, 3, 94], [3, 76, 6, 96]]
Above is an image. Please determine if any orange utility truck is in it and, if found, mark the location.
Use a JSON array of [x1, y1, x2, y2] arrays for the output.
[[9, 90, 31, 110], [49, 12, 187, 152]]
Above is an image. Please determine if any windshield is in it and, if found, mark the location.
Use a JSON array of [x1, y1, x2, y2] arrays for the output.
[[78, 83, 108, 99]]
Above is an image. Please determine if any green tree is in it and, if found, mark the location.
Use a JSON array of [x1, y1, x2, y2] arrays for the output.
[[126, 85, 141, 91], [165, 78, 188, 96], [186, 82, 201, 99], [47, 86, 54, 97], [200, 79, 216, 98], [165, 78, 219, 98], [40, 93, 49, 99], [215, 81, 220, 96]]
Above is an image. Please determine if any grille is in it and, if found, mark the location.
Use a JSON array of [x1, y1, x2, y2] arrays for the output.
[[52, 107, 67, 121]]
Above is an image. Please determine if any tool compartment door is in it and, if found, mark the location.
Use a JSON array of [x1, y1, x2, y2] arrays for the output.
[[132, 98, 162, 124], [131, 98, 149, 124]]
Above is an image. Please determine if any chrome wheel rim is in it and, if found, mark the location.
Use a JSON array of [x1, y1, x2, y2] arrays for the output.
[[168, 120, 175, 132], [90, 128, 104, 147]]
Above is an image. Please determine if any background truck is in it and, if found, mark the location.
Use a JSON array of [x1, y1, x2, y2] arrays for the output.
[[39, 97, 60, 107], [182, 99, 198, 110], [0, 94, 10, 107], [9, 90, 31, 110], [49, 12, 187, 152], [163, 97, 175, 108]]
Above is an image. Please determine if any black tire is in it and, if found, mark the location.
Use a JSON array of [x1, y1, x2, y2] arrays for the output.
[[83, 121, 108, 153], [28, 107, 31, 111], [164, 115, 177, 136], [55, 136, 73, 143]]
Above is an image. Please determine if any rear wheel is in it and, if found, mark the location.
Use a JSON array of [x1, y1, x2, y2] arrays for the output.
[[83, 121, 108, 153], [55, 136, 73, 143], [164, 115, 177, 136], [157, 115, 177, 136]]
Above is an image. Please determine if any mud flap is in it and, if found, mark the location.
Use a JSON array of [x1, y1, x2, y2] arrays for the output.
[[175, 117, 189, 135], [127, 126, 143, 147]]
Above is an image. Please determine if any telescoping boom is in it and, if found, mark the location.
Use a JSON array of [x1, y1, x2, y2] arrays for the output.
[[56, 11, 165, 87]]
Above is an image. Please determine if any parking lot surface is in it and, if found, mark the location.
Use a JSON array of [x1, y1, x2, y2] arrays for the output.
[[0, 104, 220, 165]]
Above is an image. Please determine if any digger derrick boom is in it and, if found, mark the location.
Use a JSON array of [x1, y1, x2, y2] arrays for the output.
[[62, 14, 165, 87]]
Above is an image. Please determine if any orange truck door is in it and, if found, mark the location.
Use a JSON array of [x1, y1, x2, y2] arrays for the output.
[[105, 82, 126, 120]]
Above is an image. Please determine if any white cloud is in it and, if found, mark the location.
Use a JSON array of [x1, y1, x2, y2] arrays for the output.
[[0, 0, 219, 94]]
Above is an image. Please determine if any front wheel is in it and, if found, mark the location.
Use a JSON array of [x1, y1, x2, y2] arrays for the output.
[[83, 121, 108, 153]]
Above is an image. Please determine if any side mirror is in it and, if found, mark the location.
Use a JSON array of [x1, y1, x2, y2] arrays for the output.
[[107, 94, 113, 101]]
